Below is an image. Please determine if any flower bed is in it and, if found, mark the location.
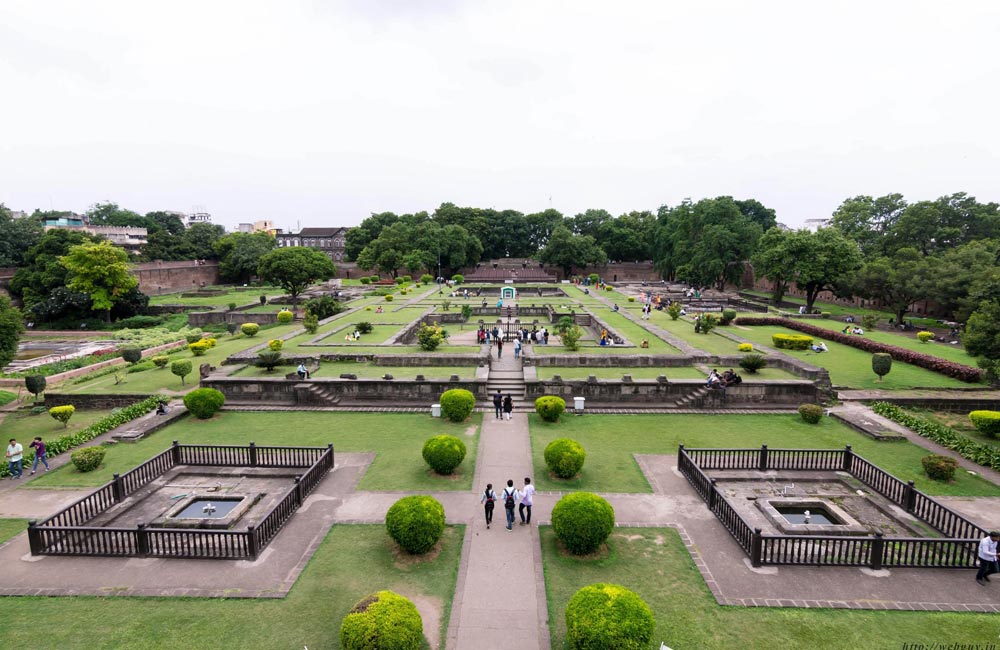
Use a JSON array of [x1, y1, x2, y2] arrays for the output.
[[871, 401, 1000, 471], [733, 317, 982, 382]]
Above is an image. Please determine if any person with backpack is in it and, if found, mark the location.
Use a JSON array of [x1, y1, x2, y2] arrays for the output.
[[480, 483, 497, 529], [502, 479, 520, 531], [492, 390, 503, 420], [502, 394, 513, 420], [519, 477, 535, 525]]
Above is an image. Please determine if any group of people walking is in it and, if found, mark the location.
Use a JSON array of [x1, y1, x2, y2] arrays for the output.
[[6, 437, 49, 480], [480, 478, 535, 531], [492, 390, 514, 419]]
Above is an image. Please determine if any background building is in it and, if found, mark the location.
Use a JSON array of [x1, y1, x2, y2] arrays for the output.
[[276, 227, 349, 262]]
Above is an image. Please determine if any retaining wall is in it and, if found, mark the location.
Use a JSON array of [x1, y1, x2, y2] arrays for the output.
[[525, 378, 819, 404]]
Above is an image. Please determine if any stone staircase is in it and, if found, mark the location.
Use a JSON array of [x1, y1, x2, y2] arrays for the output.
[[485, 350, 530, 412]]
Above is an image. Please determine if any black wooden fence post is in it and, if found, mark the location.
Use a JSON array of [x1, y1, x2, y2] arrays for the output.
[[903, 481, 916, 512], [842, 445, 853, 472], [758, 445, 769, 471], [707, 479, 718, 511], [751, 528, 763, 568], [327, 443, 335, 469], [171, 441, 181, 465], [247, 525, 259, 560], [27, 520, 41, 555], [870, 532, 885, 570], [249, 442, 258, 468], [295, 477, 304, 505], [137, 522, 150, 556], [112, 473, 124, 503]]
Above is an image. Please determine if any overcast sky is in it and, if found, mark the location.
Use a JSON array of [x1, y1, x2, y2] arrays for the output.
[[1, 0, 998, 232]]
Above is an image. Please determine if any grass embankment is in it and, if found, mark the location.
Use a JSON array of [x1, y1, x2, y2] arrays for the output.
[[32, 411, 482, 492], [232, 362, 475, 380], [542, 527, 996, 650], [529, 413, 1000, 497], [533, 366, 796, 381], [0, 524, 463, 650]]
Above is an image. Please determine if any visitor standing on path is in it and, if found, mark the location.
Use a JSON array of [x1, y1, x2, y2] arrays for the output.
[[29, 437, 48, 474], [6, 438, 23, 480], [496, 337, 503, 358], [519, 477, 535, 525], [513, 337, 521, 359], [502, 479, 520, 531], [503, 394, 513, 420], [493, 390, 503, 420], [976, 531, 999, 585], [481, 483, 497, 529]]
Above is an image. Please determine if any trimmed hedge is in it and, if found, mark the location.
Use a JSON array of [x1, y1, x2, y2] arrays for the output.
[[276, 309, 294, 324], [183, 388, 226, 419], [385, 495, 445, 554], [151, 355, 170, 369], [535, 395, 566, 422], [734, 317, 983, 382], [552, 492, 615, 554], [565, 583, 654, 650], [189, 340, 210, 356], [439, 389, 475, 422], [798, 403, 824, 424], [340, 590, 423, 650], [241, 323, 260, 337], [771, 333, 813, 350], [71, 446, 106, 473], [421, 435, 467, 475], [872, 402, 1000, 472], [738, 343, 753, 352], [969, 411, 1000, 438], [544, 438, 586, 479], [922, 454, 958, 481], [49, 405, 76, 427]]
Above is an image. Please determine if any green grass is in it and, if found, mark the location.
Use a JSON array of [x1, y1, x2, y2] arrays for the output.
[[541, 526, 995, 650], [583, 310, 680, 354], [649, 312, 754, 355], [900, 407, 1000, 450], [0, 518, 27, 544], [1, 408, 113, 444], [529, 413, 1000, 496], [741, 290, 940, 328], [0, 390, 16, 406], [33, 411, 482, 491], [801, 318, 976, 365], [0, 524, 463, 650], [148, 287, 284, 308], [730, 325, 975, 389], [533, 366, 796, 380], [232, 362, 475, 380]]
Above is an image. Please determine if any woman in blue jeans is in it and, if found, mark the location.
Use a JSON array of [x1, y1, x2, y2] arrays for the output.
[[29, 437, 49, 474]]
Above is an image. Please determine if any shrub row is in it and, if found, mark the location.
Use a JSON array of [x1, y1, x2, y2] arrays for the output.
[[871, 402, 1000, 471], [0, 395, 167, 478], [771, 333, 813, 350], [734, 317, 983, 382]]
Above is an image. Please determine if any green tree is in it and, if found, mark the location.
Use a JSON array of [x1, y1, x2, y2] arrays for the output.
[[86, 201, 148, 228], [538, 226, 606, 278], [524, 208, 565, 252], [930, 241, 1000, 322], [0, 204, 43, 267], [752, 228, 807, 304], [595, 211, 655, 262], [791, 228, 863, 311], [854, 248, 935, 323], [182, 222, 226, 260], [963, 299, 1000, 383], [9, 229, 98, 307], [0, 296, 25, 370], [215, 231, 277, 283], [344, 211, 402, 261], [829, 194, 907, 257], [888, 193, 1000, 257], [257, 247, 337, 306], [60, 241, 139, 322]]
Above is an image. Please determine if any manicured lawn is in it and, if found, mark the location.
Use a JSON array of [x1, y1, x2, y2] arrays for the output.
[[741, 290, 939, 328], [730, 325, 975, 389], [32, 411, 482, 492], [533, 366, 796, 380], [901, 408, 1000, 450], [1, 408, 113, 444], [0, 524, 463, 650], [0, 518, 27, 544], [529, 413, 1000, 496], [149, 287, 284, 307], [232, 362, 475, 380], [541, 526, 995, 650], [649, 312, 753, 355], [296, 345, 482, 355], [0, 389, 16, 406], [802, 318, 976, 365], [586, 310, 680, 353]]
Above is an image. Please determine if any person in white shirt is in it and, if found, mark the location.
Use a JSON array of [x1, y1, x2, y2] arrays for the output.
[[6, 438, 24, 480], [519, 477, 536, 526], [502, 479, 520, 531], [976, 531, 1000, 585]]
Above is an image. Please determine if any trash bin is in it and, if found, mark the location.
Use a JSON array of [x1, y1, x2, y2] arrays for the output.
[[573, 397, 585, 414], [431, 403, 441, 418]]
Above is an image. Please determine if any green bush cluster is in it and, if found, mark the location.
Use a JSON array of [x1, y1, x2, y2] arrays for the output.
[[771, 333, 813, 350], [112, 326, 198, 349], [268, 339, 283, 352], [71, 446, 106, 473], [420, 274, 433, 285], [152, 355, 170, 369], [544, 438, 586, 479], [535, 395, 566, 422], [113, 315, 164, 329], [872, 352, 893, 381], [121, 346, 142, 364], [666, 303, 682, 320], [171, 359, 193, 384], [798, 403, 824, 424], [49, 405, 76, 427], [189, 340, 210, 356], [969, 410, 1000, 438], [356, 322, 374, 334], [421, 435, 467, 475], [552, 492, 615, 554], [917, 331, 934, 343], [451, 274, 463, 284], [256, 350, 283, 372], [384, 294, 394, 302], [241, 323, 260, 337], [417, 323, 446, 351], [565, 583, 655, 650], [24, 374, 46, 399], [385, 495, 445, 554], [185, 332, 204, 344], [183, 388, 226, 419], [276, 309, 294, 324], [340, 590, 423, 650], [303, 314, 319, 334], [739, 354, 767, 374], [439, 389, 474, 422], [720, 308, 737, 325], [872, 402, 1000, 472], [921, 454, 958, 481], [360, 277, 371, 285]]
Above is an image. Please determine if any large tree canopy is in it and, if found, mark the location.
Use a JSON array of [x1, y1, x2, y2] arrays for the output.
[[0, 204, 43, 267], [215, 231, 277, 284], [0, 296, 25, 370], [537, 226, 607, 277], [10, 229, 98, 307], [257, 247, 337, 305], [356, 219, 482, 278], [853, 248, 935, 323], [60, 240, 139, 322], [791, 228, 863, 311]]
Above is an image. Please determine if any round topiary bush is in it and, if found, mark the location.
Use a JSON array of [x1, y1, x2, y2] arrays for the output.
[[552, 492, 615, 554], [241, 323, 260, 337], [183, 388, 226, 419], [535, 395, 566, 422], [738, 342, 753, 352], [49, 405, 75, 427], [185, 332, 203, 344], [921, 454, 958, 481], [268, 338, 283, 351], [340, 590, 423, 650], [384, 294, 394, 302], [171, 359, 193, 385], [969, 410, 1000, 438], [872, 352, 893, 382], [385, 495, 445, 554], [917, 330, 934, 343], [152, 355, 170, 369], [451, 274, 463, 284], [720, 308, 737, 325], [422, 435, 467, 475], [360, 277, 371, 285], [276, 309, 294, 324], [739, 353, 767, 374], [121, 345, 142, 364], [71, 446, 106, 473], [189, 340, 210, 356], [420, 274, 433, 285], [439, 389, 475, 422], [798, 403, 824, 424], [544, 438, 586, 479], [565, 583, 655, 650]]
